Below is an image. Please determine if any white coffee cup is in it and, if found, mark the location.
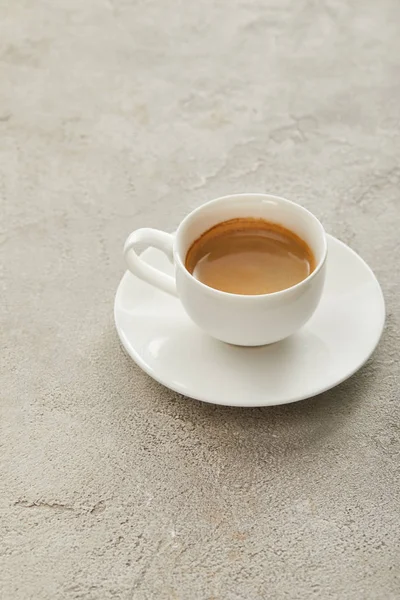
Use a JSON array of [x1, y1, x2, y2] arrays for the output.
[[124, 193, 327, 346]]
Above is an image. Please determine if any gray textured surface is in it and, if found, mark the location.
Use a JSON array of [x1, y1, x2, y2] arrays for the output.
[[1, 0, 399, 598]]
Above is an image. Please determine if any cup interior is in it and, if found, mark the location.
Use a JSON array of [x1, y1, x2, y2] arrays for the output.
[[175, 194, 326, 273]]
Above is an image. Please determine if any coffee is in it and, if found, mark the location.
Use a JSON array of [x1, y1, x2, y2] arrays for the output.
[[185, 218, 315, 295]]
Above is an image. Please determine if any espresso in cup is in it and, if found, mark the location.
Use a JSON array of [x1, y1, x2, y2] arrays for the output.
[[185, 218, 315, 295], [124, 193, 327, 345]]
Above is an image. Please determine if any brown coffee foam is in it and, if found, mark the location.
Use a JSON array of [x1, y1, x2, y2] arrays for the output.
[[185, 218, 316, 295]]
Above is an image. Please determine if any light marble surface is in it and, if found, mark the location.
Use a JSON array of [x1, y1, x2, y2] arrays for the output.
[[1, 0, 399, 598]]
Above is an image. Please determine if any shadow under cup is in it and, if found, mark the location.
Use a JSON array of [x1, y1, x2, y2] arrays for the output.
[[174, 194, 327, 347]]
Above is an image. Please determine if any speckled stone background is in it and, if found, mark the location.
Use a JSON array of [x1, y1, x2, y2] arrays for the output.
[[1, 0, 399, 598]]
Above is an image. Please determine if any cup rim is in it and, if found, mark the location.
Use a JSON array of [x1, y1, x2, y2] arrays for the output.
[[174, 193, 328, 300]]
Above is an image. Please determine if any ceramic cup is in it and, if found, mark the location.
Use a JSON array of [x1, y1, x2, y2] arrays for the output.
[[124, 193, 327, 346]]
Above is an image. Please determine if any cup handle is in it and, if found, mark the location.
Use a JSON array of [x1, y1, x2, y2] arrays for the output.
[[124, 228, 178, 296]]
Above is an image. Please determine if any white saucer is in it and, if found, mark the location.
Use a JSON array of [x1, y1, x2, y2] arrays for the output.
[[114, 235, 385, 407]]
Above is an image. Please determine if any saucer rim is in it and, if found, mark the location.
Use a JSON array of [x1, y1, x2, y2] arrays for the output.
[[114, 234, 385, 407]]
